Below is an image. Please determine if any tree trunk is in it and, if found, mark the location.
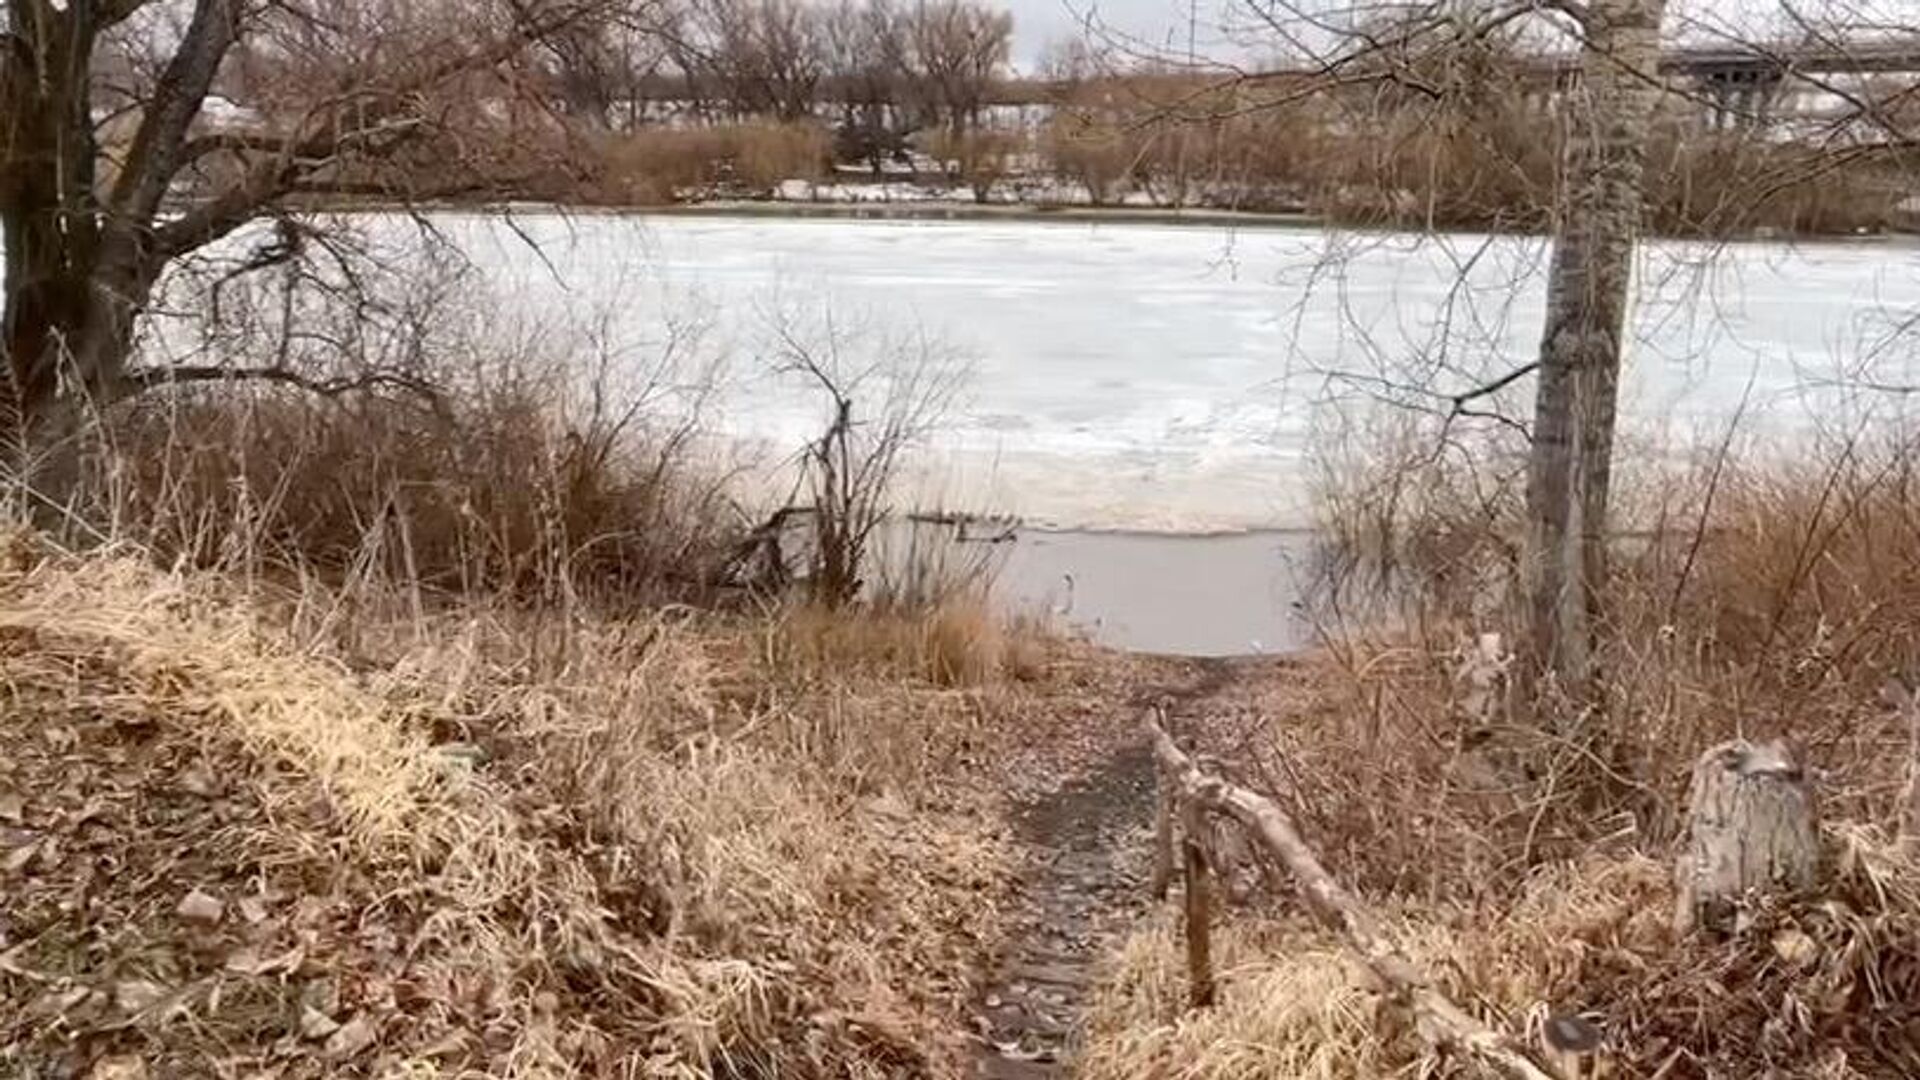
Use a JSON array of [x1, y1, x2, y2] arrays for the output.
[[1674, 739, 1821, 936], [1515, 0, 1666, 717], [0, 2, 148, 465], [1150, 778, 1176, 899], [1, 201, 150, 472]]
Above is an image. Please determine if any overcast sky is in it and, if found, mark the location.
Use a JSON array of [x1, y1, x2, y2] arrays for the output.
[[995, 0, 1899, 70], [998, 0, 1235, 68]]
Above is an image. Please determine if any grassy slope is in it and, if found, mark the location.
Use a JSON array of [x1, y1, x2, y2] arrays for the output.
[[0, 536, 1148, 1079]]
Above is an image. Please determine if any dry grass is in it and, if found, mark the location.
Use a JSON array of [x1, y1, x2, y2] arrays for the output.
[[769, 596, 1018, 688], [1078, 913, 1386, 1080], [1072, 429, 1920, 1079], [590, 122, 831, 203], [69, 310, 739, 610], [1087, 834, 1920, 1078], [1289, 428, 1920, 893], [0, 533, 1045, 1077]]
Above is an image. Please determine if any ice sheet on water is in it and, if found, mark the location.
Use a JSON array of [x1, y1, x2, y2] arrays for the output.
[[115, 212, 1920, 533]]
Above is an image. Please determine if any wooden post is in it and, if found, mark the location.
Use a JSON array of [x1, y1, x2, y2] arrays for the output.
[[1674, 739, 1820, 936], [1150, 779, 1176, 900], [1181, 801, 1215, 1009]]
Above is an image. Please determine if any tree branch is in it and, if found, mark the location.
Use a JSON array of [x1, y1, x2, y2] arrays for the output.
[[97, 0, 156, 29], [153, 2, 606, 258], [121, 364, 440, 401], [1453, 361, 1540, 413], [109, 0, 244, 221]]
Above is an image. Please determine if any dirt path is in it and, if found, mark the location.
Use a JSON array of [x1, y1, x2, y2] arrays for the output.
[[970, 659, 1239, 1078]]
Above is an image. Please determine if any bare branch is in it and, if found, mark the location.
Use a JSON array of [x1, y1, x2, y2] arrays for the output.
[[121, 363, 440, 401], [109, 0, 245, 221], [1453, 361, 1540, 413]]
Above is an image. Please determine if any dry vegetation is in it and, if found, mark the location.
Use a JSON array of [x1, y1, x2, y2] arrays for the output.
[[586, 121, 833, 203], [0, 533, 1060, 1077], [0, 265, 1100, 1078], [1077, 424, 1920, 1078]]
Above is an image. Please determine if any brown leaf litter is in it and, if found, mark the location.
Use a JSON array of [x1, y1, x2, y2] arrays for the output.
[[0, 544, 1067, 1078]]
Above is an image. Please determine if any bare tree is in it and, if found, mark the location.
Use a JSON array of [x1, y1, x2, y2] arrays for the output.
[[1144, 0, 1662, 715], [823, 0, 911, 172], [1515, 0, 1667, 714], [772, 315, 961, 607], [682, 0, 827, 122], [0, 0, 614, 463], [907, 0, 1011, 133], [538, 3, 674, 129]]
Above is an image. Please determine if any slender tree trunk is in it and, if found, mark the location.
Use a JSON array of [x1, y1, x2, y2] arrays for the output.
[[1516, 0, 1665, 717]]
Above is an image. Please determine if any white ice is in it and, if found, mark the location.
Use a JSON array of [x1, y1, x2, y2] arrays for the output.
[[408, 212, 1920, 532]]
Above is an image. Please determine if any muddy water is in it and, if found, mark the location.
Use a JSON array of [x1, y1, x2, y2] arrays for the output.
[[994, 528, 1321, 657]]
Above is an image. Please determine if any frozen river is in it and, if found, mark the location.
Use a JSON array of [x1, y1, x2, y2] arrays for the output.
[[429, 211, 1920, 534], [130, 210, 1920, 651]]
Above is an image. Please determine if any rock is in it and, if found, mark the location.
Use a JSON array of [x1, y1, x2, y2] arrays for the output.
[[176, 888, 224, 924], [324, 1014, 378, 1059], [113, 979, 170, 1014], [87, 1056, 148, 1080], [0, 792, 22, 824], [298, 1006, 341, 1040], [237, 896, 270, 925]]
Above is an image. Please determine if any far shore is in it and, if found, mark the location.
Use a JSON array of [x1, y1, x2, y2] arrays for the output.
[[290, 196, 1920, 243], [652, 199, 1325, 230]]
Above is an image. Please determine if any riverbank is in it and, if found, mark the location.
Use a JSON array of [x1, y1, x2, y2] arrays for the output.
[[653, 198, 1325, 230]]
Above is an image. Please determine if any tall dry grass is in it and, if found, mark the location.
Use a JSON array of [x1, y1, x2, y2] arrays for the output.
[[1286, 422, 1920, 893], [50, 240, 743, 610], [590, 121, 832, 203], [1077, 421, 1920, 1078]]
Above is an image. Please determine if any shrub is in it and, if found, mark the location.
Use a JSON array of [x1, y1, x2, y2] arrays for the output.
[[591, 120, 832, 202]]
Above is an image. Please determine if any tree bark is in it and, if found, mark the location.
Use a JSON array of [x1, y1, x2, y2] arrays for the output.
[[1673, 739, 1821, 937], [1150, 778, 1176, 900], [1515, 0, 1666, 716], [0, 0, 163, 462]]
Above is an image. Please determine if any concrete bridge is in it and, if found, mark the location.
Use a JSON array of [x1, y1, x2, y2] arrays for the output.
[[1522, 37, 1920, 132]]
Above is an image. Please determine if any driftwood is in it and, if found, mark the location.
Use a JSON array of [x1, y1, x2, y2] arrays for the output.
[[1674, 739, 1821, 936], [1146, 718, 1558, 1080]]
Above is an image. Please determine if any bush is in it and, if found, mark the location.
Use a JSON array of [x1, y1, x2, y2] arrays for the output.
[[68, 245, 739, 608], [591, 121, 832, 202]]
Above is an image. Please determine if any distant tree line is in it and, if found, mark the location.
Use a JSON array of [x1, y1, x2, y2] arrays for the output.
[[137, 0, 1907, 237], [528, 0, 1012, 165]]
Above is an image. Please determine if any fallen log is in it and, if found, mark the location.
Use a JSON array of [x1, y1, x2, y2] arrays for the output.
[[1146, 717, 1558, 1080]]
